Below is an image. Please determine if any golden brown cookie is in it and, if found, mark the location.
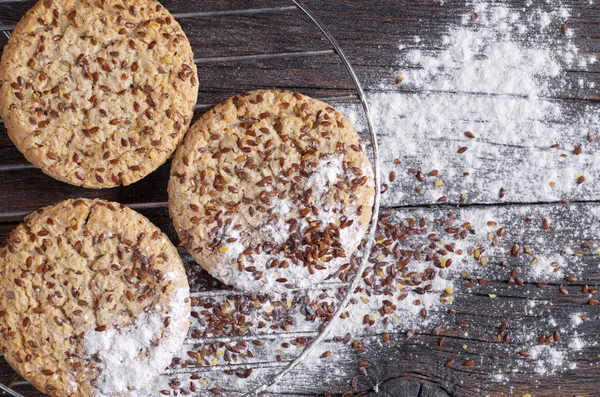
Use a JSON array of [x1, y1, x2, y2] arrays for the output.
[[0, 0, 198, 188], [168, 90, 375, 293], [0, 199, 190, 397]]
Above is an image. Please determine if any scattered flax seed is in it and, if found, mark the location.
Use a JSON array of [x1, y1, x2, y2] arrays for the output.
[[444, 359, 454, 367], [559, 285, 568, 295], [577, 175, 585, 185], [464, 131, 475, 138], [389, 171, 396, 182], [457, 146, 468, 154], [542, 218, 549, 230], [499, 188, 505, 198], [511, 244, 520, 256], [561, 23, 568, 35], [520, 350, 530, 357], [588, 130, 595, 142], [553, 331, 561, 342], [589, 299, 599, 305], [574, 145, 581, 155], [564, 275, 576, 283], [395, 76, 404, 84], [463, 359, 474, 367], [320, 351, 332, 358]]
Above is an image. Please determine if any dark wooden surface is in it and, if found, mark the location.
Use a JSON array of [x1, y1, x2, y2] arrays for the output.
[[1, 1, 600, 397]]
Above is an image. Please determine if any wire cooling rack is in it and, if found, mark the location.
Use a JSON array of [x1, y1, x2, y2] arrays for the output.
[[0, 1, 381, 396]]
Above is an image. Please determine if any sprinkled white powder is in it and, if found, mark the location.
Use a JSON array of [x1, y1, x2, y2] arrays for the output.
[[340, 0, 599, 206], [571, 313, 584, 326], [213, 156, 365, 292], [491, 372, 508, 383], [529, 345, 565, 375], [84, 287, 189, 397], [528, 255, 565, 281], [308, 156, 343, 193], [271, 197, 292, 215], [568, 335, 585, 351], [332, 0, 592, 381]]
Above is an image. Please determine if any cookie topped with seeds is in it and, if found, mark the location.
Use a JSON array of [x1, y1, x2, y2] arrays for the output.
[[168, 90, 375, 293], [0, 0, 198, 188], [0, 199, 190, 397]]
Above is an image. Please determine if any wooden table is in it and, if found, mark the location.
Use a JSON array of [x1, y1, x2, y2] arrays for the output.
[[1, 1, 599, 396]]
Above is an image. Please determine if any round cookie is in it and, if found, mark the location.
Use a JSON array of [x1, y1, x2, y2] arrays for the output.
[[168, 90, 375, 293], [0, 199, 190, 397], [0, 0, 198, 188]]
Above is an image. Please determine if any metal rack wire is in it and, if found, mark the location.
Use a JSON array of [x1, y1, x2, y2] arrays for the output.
[[0, 1, 380, 396]]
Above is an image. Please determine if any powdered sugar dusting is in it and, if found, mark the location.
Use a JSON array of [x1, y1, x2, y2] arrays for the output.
[[308, 156, 343, 193], [529, 345, 565, 375], [334, 0, 596, 385], [211, 155, 366, 292], [84, 287, 189, 397], [342, 0, 600, 207]]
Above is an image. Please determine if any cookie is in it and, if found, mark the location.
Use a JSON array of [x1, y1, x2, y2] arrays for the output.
[[0, 0, 198, 188], [0, 199, 190, 397], [168, 90, 375, 293]]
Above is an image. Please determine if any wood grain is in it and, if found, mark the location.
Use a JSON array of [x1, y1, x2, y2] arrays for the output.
[[0, 0, 599, 396]]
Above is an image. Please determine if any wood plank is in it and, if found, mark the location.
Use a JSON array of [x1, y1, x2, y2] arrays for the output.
[[1, 1, 600, 396]]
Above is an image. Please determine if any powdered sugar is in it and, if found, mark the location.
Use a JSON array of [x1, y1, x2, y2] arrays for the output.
[[342, 0, 600, 207], [571, 313, 584, 327], [84, 287, 189, 397], [333, 0, 595, 383], [529, 345, 565, 375], [308, 156, 343, 193], [568, 335, 585, 351], [211, 156, 366, 292]]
